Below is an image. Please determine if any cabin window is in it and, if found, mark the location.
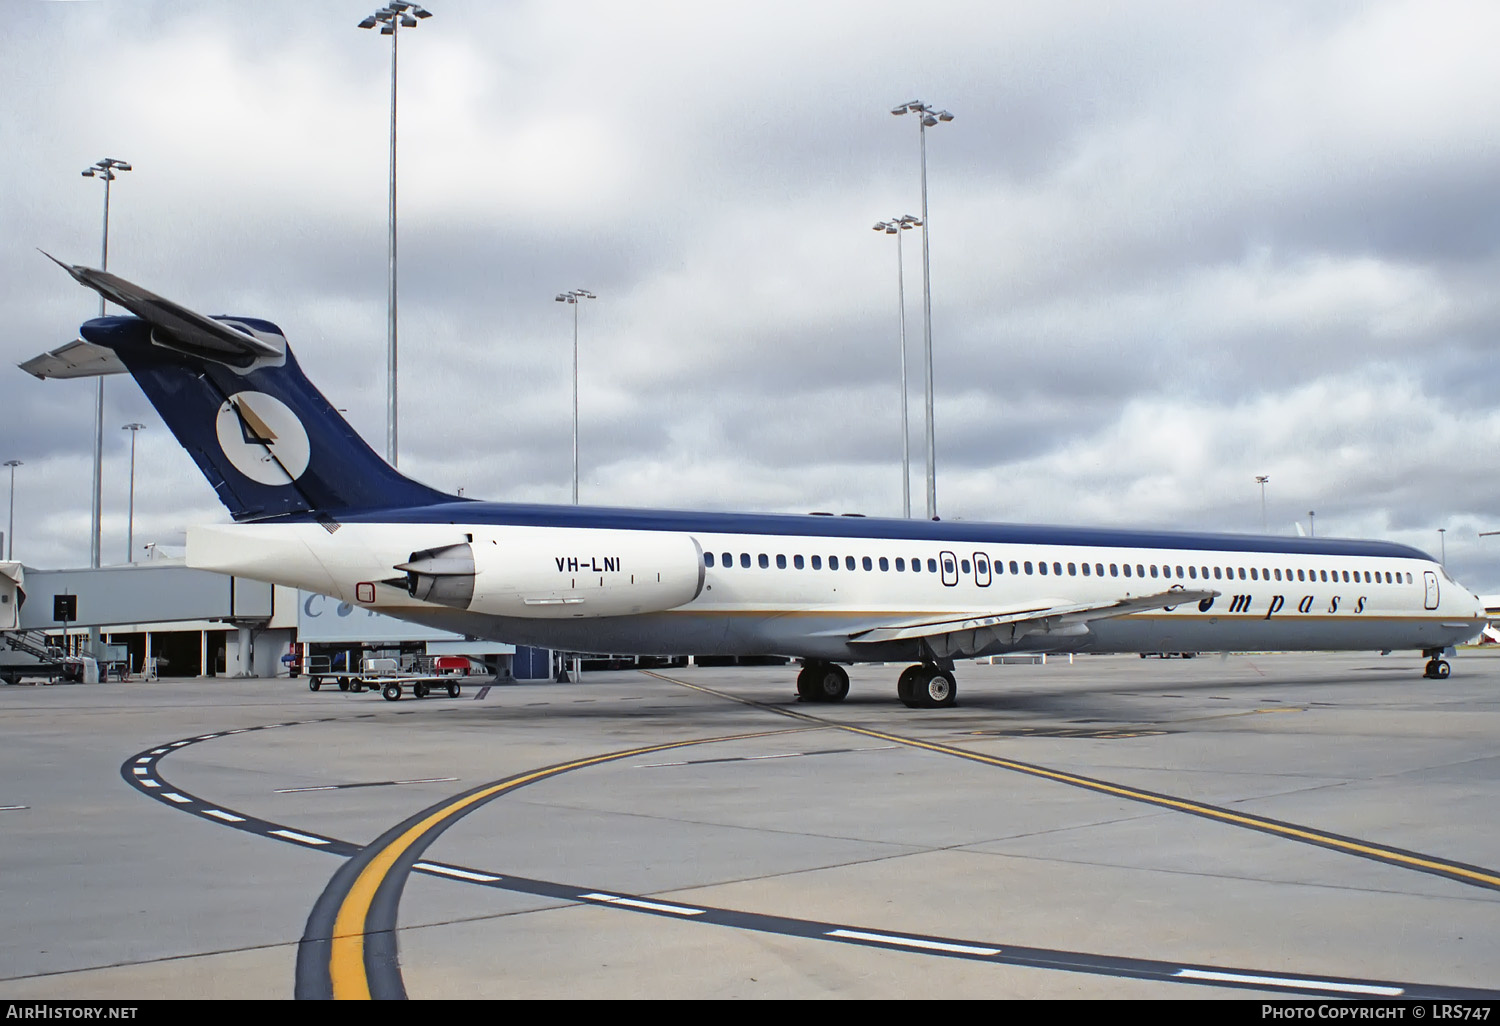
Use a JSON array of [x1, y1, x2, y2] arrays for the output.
[[794, 555, 804, 569], [1135, 564, 1145, 577], [911, 558, 920, 573], [1296, 569, 1304, 581], [1385, 571, 1393, 583], [758, 554, 769, 569], [895, 557, 905, 571], [943, 557, 955, 574], [1201, 566, 1210, 579], [1342, 570, 1350, 582], [1273, 569, 1281, 581], [1096, 563, 1105, 576], [704, 552, 716, 567], [829, 556, 839, 571], [1039, 561, 1048, 575], [862, 556, 872, 571], [960, 559, 971, 574], [1082, 563, 1091, 577], [721, 552, 732, 567], [977, 558, 988, 574], [927, 559, 938, 573], [1188, 566, 1197, 579], [1149, 565, 1158, 578], [740, 553, 751, 568], [1110, 564, 1119, 577], [1011, 561, 1020, 574], [776, 554, 787, 569], [879, 557, 889, 571], [846, 556, 857, 571], [1122, 564, 1132, 578], [812, 555, 822, 570], [1235, 568, 1244, 580], [1024, 561, 1034, 574]]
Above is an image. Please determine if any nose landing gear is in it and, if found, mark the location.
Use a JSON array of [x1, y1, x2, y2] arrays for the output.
[[1423, 658, 1451, 679]]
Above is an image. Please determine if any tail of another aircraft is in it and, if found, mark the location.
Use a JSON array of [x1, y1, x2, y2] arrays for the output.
[[21, 259, 458, 522]]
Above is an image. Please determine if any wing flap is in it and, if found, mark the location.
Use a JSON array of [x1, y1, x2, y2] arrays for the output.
[[849, 587, 1219, 644]]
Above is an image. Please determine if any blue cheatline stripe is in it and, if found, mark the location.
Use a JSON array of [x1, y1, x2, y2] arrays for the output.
[[265, 500, 1433, 561]]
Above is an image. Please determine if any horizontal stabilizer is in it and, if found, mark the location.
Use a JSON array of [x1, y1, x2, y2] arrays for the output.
[[18, 338, 127, 380], [40, 252, 281, 367]]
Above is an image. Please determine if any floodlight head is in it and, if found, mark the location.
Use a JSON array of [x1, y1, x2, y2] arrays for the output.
[[82, 169, 94, 177], [414, 6, 432, 17], [380, 24, 394, 34], [922, 115, 937, 126], [358, 16, 377, 27], [401, 14, 416, 26], [890, 106, 906, 116], [937, 111, 954, 122], [555, 294, 569, 303], [3, 460, 20, 469]]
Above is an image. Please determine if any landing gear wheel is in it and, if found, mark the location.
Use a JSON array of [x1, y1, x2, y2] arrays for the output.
[[907, 667, 957, 709], [1425, 659, 1451, 679], [382, 682, 401, 702], [797, 663, 849, 702], [897, 665, 924, 705], [447, 682, 461, 698]]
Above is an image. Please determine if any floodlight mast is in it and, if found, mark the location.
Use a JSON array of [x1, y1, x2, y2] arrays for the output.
[[891, 101, 953, 520], [554, 289, 597, 505], [358, 3, 434, 467], [4, 460, 20, 561], [123, 424, 145, 563], [873, 215, 922, 518], [80, 157, 131, 571]]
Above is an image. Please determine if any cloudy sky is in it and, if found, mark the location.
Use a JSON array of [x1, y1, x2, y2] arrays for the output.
[[6, 0, 1500, 591]]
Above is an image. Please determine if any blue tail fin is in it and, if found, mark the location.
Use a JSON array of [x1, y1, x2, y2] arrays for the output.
[[30, 260, 457, 522]]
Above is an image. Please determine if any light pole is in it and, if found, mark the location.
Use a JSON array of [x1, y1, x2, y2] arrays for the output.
[[1255, 475, 1270, 532], [358, 2, 433, 468], [4, 461, 20, 561], [554, 289, 596, 505], [891, 100, 953, 520], [123, 424, 145, 563], [81, 158, 131, 570], [1439, 527, 1447, 566], [873, 215, 921, 518], [1308, 510, 1316, 538]]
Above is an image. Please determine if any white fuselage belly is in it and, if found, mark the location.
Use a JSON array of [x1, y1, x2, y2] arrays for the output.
[[188, 522, 1484, 659]]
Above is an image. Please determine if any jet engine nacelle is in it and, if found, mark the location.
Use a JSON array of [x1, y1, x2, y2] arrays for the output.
[[398, 527, 705, 619]]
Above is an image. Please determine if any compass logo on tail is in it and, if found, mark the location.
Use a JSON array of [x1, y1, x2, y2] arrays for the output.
[[214, 391, 311, 486]]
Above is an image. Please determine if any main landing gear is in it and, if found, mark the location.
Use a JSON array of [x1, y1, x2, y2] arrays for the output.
[[1423, 658, 1451, 679], [897, 663, 957, 709], [796, 662, 850, 703]]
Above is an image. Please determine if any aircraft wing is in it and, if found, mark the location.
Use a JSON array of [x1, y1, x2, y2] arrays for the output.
[[846, 587, 1219, 655], [37, 253, 282, 367]]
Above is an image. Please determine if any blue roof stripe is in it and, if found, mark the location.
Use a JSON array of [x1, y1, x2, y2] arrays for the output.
[[295, 502, 1434, 562]]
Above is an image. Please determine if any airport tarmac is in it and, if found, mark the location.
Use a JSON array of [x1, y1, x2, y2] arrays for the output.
[[0, 651, 1496, 1000]]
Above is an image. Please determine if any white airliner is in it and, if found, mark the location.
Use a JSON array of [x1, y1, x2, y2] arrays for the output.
[[21, 260, 1487, 707]]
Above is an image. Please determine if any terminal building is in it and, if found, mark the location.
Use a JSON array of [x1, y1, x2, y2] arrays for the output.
[[0, 557, 541, 684]]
